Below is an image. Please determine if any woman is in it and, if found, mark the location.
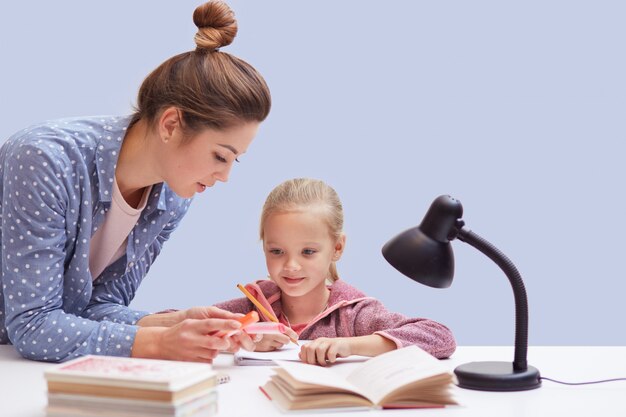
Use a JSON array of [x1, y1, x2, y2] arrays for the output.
[[0, 1, 271, 363]]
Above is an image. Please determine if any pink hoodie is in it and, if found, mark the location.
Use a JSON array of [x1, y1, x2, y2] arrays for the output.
[[214, 279, 456, 359]]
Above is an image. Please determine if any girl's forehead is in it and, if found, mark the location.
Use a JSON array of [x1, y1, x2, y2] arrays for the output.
[[269, 203, 330, 219], [266, 210, 328, 227], [264, 212, 333, 240]]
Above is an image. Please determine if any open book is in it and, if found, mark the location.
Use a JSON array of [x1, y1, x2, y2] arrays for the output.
[[261, 345, 456, 411]]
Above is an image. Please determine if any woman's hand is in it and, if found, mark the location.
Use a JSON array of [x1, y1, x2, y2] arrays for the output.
[[132, 306, 259, 362], [160, 318, 240, 362], [137, 306, 249, 328], [183, 306, 240, 321], [253, 326, 299, 352], [299, 337, 352, 366], [222, 330, 258, 353], [133, 318, 241, 362], [181, 306, 257, 352]]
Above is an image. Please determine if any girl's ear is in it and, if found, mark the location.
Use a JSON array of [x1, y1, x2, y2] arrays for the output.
[[332, 234, 347, 261]]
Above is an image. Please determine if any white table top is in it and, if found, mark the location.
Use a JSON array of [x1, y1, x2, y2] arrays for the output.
[[1, 345, 625, 417]]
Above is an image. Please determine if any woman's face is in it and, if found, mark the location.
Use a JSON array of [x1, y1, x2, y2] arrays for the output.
[[162, 122, 259, 198]]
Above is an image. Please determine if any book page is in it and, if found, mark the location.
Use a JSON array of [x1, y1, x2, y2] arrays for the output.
[[272, 360, 364, 397], [345, 346, 450, 405], [262, 380, 373, 412]]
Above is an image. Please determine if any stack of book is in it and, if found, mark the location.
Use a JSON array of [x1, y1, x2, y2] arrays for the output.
[[44, 355, 218, 417]]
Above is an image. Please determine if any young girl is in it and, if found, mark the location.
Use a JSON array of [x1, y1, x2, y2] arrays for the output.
[[214, 178, 456, 366]]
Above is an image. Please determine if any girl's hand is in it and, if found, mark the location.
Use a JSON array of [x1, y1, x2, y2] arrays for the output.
[[299, 337, 352, 366], [253, 327, 299, 352]]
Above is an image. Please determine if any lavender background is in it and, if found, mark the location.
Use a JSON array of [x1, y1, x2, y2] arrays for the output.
[[1, 1, 624, 345]]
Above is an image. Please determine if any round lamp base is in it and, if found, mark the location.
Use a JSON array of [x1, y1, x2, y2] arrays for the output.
[[454, 361, 541, 391]]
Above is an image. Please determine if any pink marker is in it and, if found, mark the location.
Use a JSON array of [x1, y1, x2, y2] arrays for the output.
[[243, 322, 287, 335]]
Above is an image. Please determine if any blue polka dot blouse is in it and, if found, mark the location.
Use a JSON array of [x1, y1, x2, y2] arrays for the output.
[[0, 116, 192, 362]]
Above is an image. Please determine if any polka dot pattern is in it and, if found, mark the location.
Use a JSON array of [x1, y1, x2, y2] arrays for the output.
[[0, 116, 192, 362]]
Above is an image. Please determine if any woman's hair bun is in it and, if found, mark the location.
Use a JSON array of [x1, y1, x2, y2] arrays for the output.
[[193, 1, 238, 51]]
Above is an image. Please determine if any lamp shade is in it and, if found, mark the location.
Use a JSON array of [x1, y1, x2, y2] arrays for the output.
[[382, 195, 463, 288]]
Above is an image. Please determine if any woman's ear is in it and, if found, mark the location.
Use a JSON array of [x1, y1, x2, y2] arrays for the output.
[[157, 107, 181, 143], [332, 234, 347, 261]]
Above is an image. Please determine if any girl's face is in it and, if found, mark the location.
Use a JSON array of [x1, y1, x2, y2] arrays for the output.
[[263, 210, 344, 299], [161, 121, 259, 198]]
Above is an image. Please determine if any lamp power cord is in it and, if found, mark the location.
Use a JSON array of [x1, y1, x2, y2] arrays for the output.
[[540, 376, 626, 386]]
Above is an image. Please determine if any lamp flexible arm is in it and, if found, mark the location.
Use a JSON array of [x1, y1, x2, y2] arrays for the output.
[[456, 227, 529, 371]]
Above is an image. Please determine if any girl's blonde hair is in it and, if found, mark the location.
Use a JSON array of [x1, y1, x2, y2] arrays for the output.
[[260, 178, 344, 281]]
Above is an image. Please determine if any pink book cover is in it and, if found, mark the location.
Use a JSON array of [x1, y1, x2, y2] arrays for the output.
[[44, 355, 216, 391]]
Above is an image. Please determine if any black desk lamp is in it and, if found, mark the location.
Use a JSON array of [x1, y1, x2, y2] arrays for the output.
[[382, 195, 541, 391]]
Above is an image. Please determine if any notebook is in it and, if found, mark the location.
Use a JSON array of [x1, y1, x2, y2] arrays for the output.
[[234, 342, 368, 366]]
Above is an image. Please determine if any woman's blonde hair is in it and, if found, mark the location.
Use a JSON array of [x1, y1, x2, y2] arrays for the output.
[[130, 1, 271, 136], [260, 178, 344, 281]]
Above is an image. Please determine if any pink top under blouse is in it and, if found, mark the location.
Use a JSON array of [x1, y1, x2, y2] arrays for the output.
[[89, 178, 152, 280]]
